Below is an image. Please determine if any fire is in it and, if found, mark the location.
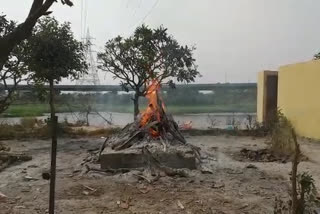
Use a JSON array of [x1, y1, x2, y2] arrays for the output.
[[140, 80, 164, 137]]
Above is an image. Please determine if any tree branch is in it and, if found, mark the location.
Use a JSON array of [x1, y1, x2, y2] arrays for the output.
[[0, 0, 73, 70]]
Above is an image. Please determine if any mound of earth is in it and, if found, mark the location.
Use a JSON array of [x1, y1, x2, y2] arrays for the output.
[[239, 148, 289, 163]]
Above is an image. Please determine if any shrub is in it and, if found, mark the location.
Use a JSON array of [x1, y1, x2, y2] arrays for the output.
[[270, 110, 295, 157]]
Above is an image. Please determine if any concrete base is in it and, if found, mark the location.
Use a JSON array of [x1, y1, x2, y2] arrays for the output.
[[100, 145, 197, 170]]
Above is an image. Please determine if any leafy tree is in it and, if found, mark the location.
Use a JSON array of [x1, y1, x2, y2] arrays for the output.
[[0, 0, 74, 71], [25, 16, 87, 214], [0, 0, 75, 114], [0, 17, 31, 113], [98, 25, 199, 118]]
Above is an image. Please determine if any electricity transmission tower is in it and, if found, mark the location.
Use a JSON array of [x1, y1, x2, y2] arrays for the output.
[[76, 29, 100, 85], [77, 0, 100, 85]]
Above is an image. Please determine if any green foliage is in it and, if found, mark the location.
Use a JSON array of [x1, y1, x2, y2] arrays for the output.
[[296, 172, 319, 213], [98, 25, 199, 92], [314, 52, 320, 60], [26, 16, 87, 83], [0, 15, 15, 38], [0, 16, 31, 113], [270, 109, 296, 157]]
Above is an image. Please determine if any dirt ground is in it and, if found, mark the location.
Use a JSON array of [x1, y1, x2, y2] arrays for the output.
[[1, 135, 320, 214]]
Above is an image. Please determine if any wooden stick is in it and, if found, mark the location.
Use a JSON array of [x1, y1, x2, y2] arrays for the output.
[[98, 137, 109, 161], [159, 136, 167, 152], [133, 174, 152, 184], [114, 130, 142, 151], [85, 164, 141, 174], [82, 185, 96, 192]]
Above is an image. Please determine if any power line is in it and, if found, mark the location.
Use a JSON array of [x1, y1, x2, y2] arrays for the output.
[[80, 0, 83, 38], [132, 0, 142, 18], [80, 0, 88, 40], [139, 0, 159, 24], [84, 0, 88, 39], [127, 0, 159, 35]]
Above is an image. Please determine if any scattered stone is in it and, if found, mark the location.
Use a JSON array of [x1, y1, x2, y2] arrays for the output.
[[201, 166, 213, 174], [211, 182, 225, 189], [246, 164, 258, 169], [120, 201, 130, 209], [23, 176, 39, 181], [240, 203, 249, 209], [0, 142, 10, 152], [177, 200, 185, 209], [21, 187, 31, 192], [0, 192, 7, 201], [82, 191, 89, 196], [42, 172, 50, 180]]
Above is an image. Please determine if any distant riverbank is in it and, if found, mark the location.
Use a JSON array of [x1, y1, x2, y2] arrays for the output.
[[2, 103, 256, 117]]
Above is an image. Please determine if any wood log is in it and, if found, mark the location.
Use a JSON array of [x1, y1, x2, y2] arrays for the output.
[[112, 121, 160, 151], [113, 130, 142, 151], [85, 164, 142, 174], [0, 152, 32, 162], [100, 90, 187, 152]]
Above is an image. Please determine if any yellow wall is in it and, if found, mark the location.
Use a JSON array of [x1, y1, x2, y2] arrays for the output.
[[257, 71, 265, 123], [278, 60, 320, 139]]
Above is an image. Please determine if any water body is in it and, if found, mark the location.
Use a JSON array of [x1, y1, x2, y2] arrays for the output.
[[0, 112, 256, 130]]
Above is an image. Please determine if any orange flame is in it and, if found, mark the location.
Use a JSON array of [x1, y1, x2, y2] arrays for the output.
[[140, 80, 164, 137]]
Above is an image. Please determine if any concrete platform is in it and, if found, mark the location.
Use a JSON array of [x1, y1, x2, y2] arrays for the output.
[[100, 145, 197, 170]]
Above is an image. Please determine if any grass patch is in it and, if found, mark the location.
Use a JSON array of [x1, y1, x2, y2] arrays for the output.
[[2, 103, 256, 117], [4, 104, 50, 117]]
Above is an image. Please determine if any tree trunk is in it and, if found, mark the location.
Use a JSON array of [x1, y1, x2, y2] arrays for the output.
[[133, 92, 140, 120], [291, 128, 300, 214], [49, 78, 58, 214]]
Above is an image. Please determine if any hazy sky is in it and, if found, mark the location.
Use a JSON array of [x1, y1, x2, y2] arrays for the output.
[[2, 0, 320, 84]]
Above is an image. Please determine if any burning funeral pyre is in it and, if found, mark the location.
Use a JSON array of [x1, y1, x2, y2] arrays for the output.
[[97, 80, 200, 177]]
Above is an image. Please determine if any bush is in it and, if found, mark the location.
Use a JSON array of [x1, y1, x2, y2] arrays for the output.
[[20, 117, 37, 129], [270, 110, 295, 157]]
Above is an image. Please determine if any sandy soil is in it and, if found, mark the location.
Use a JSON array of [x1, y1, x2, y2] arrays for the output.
[[1, 135, 320, 214]]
